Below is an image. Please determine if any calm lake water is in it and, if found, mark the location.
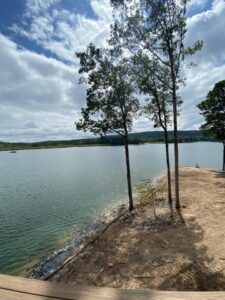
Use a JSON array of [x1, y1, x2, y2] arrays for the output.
[[0, 142, 222, 275]]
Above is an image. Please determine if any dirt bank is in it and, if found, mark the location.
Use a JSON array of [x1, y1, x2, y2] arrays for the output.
[[50, 167, 225, 291]]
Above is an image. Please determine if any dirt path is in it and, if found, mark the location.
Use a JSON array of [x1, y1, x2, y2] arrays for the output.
[[50, 167, 225, 291]]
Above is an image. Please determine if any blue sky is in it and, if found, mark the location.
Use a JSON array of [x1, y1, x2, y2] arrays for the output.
[[0, 0, 97, 61], [0, 0, 225, 142]]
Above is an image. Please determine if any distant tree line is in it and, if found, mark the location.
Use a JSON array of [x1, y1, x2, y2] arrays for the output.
[[0, 130, 216, 152]]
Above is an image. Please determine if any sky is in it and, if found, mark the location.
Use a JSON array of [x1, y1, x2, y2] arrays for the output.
[[0, 0, 224, 142]]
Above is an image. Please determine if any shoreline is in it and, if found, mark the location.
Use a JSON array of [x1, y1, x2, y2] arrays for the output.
[[47, 167, 225, 291], [29, 171, 165, 280], [29, 166, 167, 280], [29, 201, 131, 280], [0, 140, 220, 153]]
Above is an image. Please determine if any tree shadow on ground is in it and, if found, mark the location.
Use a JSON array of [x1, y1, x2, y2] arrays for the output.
[[50, 197, 225, 291], [209, 170, 225, 189], [156, 209, 225, 290], [106, 198, 225, 291], [209, 169, 225, 179]]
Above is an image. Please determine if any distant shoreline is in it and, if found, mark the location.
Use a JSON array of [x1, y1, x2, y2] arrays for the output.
[[0, 140, 219, 152], [0, 130, 218, 152]]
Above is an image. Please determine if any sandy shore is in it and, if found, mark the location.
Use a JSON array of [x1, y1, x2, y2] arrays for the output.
[[49, 167, 225, 291]]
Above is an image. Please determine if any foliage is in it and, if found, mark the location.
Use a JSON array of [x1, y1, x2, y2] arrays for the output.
[[133, 57, 173, 130], [137, 179, 166, 220], [75, 44, 139, 138], [137, 179, 165, 206], [198, 80, 225, 170], [197, 80, 225, 142], [110, 0, 203, 90], [75, 41, 140, 211], [110, 0, 203, 209]]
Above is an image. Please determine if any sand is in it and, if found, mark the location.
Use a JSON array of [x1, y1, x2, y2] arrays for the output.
[[49, 167, 225, 291]]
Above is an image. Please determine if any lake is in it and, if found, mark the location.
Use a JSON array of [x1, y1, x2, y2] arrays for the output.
[[0, 142, 222, 275]]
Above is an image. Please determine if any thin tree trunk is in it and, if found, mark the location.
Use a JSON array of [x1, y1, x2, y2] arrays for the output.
[[172, 87, 180, 210], [167, 39, 181, 210], [164, 128, 172, 205], [169, 58, 180, 210], [124, 133, 134, 211], [223, 141, 225, 171]]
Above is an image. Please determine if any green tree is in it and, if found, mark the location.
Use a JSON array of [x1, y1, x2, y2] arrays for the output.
[[135, 56, 173, 205], [110, 0, 202, 209], [198, 80, 225, 171], [75, 44, 139, 211]]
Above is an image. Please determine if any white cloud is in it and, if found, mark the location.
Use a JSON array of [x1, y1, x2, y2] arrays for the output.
[[179, 0, 225, 130], [0, 33, 90, 142], [0, 0, 114, 141], [1, 0, 225, 141], [25, 0, 59, 16], [188, 0, 207, 9], [11, 0, 112, 63]]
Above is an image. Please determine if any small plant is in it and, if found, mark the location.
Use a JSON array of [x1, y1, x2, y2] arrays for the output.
[[137, 179, 165, 220]]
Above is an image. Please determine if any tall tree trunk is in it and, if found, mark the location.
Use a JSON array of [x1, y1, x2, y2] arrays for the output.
[[172, 87, 180, 210], [124, 133, 134, 211], [223, 141, 225, 171], [168, 45, 180, 210], [164, 128, 172, 205], [169, 57, 180, 210]]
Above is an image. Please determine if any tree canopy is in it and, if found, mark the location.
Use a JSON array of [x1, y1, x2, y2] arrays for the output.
[[75, 44, 139, 138], [75, 43, 140, 211], [198, 80, 225, 170], [110, 0, 202, 209], [198, 80, 225, 142]]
